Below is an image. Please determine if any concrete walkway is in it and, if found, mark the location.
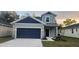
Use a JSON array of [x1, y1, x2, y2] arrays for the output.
[[0, 39, 42, 47]]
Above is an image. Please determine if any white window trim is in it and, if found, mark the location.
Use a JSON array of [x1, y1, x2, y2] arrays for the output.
[[45, 16, 50, 23]]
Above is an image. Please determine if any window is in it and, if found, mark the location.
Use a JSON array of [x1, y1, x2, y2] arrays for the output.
[[46, 17, 50, 22], [72, 29, 74, 34]]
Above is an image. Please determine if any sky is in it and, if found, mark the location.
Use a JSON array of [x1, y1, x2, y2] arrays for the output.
[[16, 11, 79, 24]]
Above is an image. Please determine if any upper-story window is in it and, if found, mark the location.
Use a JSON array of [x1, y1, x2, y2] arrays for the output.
[[46, 17, 50, 23]]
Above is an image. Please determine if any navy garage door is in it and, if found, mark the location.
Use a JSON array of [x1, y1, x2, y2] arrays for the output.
[[17, 28, 41, 38]]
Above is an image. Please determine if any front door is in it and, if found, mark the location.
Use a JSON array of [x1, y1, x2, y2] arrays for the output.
[[45, 29, 49, 37]]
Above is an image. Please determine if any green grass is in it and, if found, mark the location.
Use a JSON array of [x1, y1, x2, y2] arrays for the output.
[[0, 36, 12, 43], [42, 36, 79, 47]]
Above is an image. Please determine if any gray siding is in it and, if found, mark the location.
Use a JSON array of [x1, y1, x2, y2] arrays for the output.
[[42, 14, 56, 23], [61, 28, 79, 38], [49, 27, 56, 38]]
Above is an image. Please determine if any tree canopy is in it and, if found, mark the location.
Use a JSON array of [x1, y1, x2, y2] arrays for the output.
[[63, 18, 76, 26], [0, 11, 19, 24]]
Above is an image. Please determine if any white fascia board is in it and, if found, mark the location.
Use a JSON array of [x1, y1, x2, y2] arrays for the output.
[[31, 17, 46, 25], [11, 16, 46, 25], [10, 17, 27, 24]]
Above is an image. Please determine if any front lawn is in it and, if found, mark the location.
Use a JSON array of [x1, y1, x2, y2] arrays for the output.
[[42, 36, 79, 47], [0, 36, 12, 43]]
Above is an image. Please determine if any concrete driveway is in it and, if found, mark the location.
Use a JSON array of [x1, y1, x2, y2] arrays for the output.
[[0, 39, 42, 47]]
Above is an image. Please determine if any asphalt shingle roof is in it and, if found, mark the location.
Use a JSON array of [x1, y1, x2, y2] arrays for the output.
[[64, 23, 79, 29], [41, 12, 57, 17], [35, 17, 41, 20]]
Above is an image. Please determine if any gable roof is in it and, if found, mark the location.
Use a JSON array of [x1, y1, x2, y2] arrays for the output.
[[16, 17, 41, 23], [42, 12, 57, 17], [46, 12, 54, 14], [64, 23, 79, 29], [11, 16, 45, 25]]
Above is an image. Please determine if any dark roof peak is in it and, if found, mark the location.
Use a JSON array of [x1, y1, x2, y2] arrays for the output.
[[46, 12, 53, 14], [42, 11, 57, 16], [64, 23, 79, 29]]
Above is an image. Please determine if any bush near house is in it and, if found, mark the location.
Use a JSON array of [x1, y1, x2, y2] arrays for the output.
[[42, 36, 79, 47]]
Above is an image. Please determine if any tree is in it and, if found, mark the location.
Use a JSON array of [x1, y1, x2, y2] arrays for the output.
[[0, 11, 19, 23], [63, 18, 76, 26], [58, 24, 63, 34]]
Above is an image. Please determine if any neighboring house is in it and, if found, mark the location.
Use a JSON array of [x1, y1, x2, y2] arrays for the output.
[[11, 12, 58, 39], [61, 24, 79, 38]]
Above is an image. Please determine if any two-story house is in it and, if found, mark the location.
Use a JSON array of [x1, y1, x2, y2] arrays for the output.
[[11, 12, 58, 39]]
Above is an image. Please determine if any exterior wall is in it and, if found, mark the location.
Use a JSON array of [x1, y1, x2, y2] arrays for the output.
[[49, 27, 56, 38], [56, 27, 58, 36], [0, 25, 12, 37], [42, 14, 56, 23], [13, 23, 44, 39], [61, 28, 79, 38], [12, 25, 16, 38], [44, 27, 58, 38]]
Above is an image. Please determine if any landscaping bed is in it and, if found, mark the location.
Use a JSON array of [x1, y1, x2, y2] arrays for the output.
[[42, 36, 79, 47]]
